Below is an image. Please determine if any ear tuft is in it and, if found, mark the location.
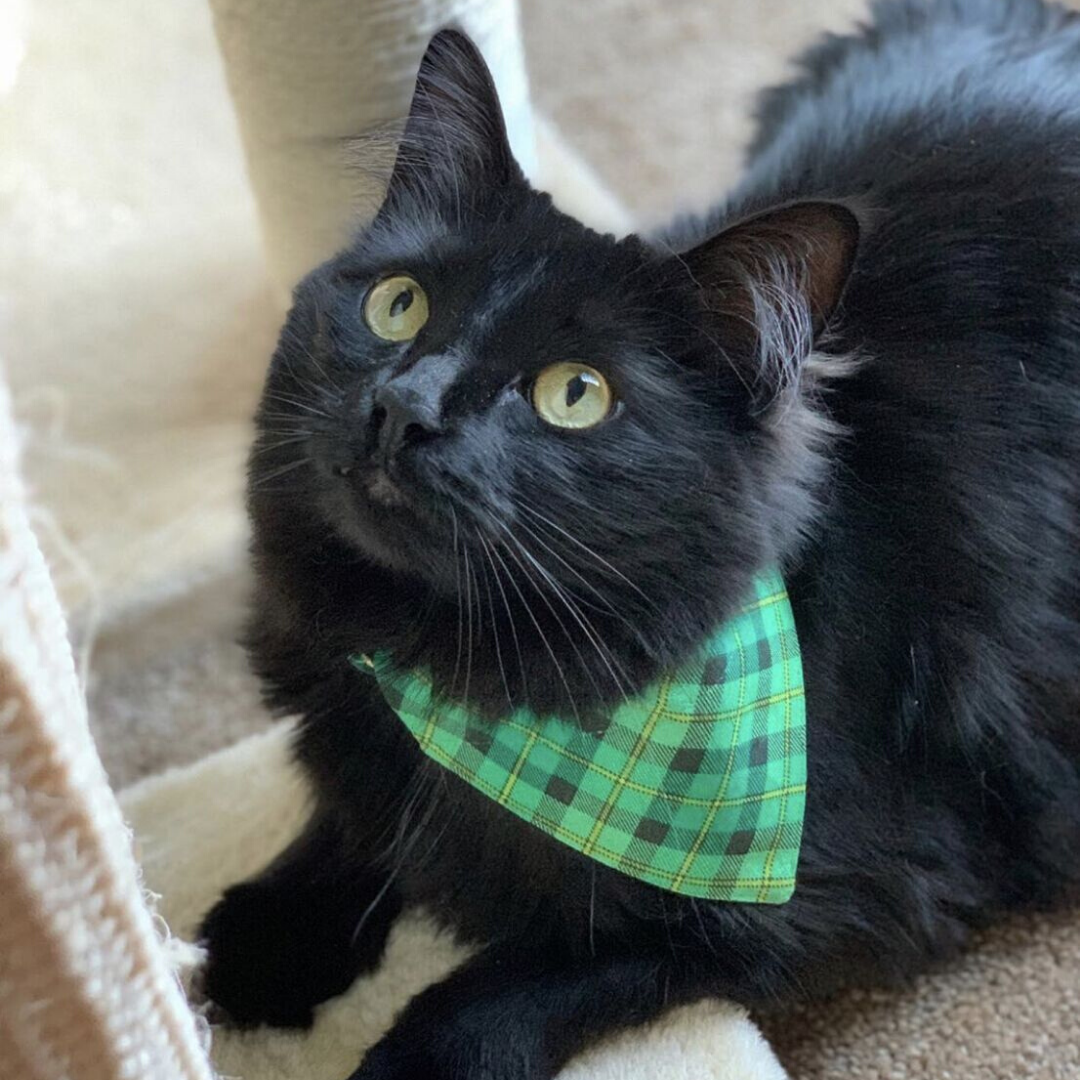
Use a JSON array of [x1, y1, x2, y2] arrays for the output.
[[683, 201, 860, 389]]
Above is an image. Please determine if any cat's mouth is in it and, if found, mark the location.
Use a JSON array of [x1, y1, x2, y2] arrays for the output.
[[320, 454, 463, 587], [331, 461, 410, 509], [361, 466, 408, 508]]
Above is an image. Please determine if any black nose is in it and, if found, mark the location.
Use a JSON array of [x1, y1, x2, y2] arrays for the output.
[[370, 379, 443, 466]]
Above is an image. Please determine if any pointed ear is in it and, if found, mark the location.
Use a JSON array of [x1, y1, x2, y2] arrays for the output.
[[683, 201, 859, 376], [382, 29, 523, 215]]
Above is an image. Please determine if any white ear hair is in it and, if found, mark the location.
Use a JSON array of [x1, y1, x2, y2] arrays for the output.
[[208, 0, 629, 299]]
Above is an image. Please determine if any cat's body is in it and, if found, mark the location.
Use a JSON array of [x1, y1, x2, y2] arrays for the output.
[[200, 2, 1080, 1077]]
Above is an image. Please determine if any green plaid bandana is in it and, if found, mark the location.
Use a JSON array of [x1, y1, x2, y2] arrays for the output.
[[352, 569, 806, 903]]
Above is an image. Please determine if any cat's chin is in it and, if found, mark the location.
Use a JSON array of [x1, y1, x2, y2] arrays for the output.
[[317, 482, 460, 594]]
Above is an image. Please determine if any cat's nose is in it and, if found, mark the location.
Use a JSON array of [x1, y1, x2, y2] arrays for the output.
[[371, 379, 443, 465]]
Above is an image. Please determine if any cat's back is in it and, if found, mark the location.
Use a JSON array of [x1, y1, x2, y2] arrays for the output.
[[731, 0, 1080, 404], [716, 0, 1080, 396], [746, 0, 1080, 185]]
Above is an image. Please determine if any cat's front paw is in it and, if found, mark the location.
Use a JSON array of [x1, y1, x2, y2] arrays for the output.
[[196, 877, 362, 1029]]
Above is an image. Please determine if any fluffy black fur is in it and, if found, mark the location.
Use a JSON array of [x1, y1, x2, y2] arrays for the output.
[[198, 3, 1080, 1077]]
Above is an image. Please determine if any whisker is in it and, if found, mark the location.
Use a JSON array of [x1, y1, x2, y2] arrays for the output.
[[279, 347, 343, 404], [450, 507, 465, 700], [504, 528, 632, 702], [262, 391, 333, 419], [516, 504, 660, 612], [351, 767, 440, 947], [250, 435, 312, 457], [500, 538, 605, 702], [512, 514, 637, 628], [252, 456, 313, 488], [461, 536, 475, 708], [295, 337, 345, 397], [489, 541, 579, 720], [480, 533, 529, 701], [259, 411, 331, 425], [642, 304, 753, 397], [477, 539, 513, 709]]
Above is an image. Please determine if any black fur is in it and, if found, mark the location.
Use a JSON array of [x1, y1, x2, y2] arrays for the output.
[[198, 5, 1080, 1077]]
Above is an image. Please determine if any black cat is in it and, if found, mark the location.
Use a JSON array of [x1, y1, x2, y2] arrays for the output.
[[198, 2, 1080, 1077]]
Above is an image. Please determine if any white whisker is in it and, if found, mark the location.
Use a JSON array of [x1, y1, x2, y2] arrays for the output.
[[516, 503, 659, 612], [503, 527, 632, 702], [480, 533, 529, 700], [252, 456, 313, 488], [489, 540, 579, 720]]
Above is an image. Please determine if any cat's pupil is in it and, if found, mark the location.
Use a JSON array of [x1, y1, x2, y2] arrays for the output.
[[390, 289, 414, 318], [565, 375, 587, 408]]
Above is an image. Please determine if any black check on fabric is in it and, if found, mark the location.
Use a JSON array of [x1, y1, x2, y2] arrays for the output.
[[354, 569, 806, 903]]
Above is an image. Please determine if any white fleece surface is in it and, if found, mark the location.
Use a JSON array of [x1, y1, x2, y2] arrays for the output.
[[120, 723, 790, 1080]]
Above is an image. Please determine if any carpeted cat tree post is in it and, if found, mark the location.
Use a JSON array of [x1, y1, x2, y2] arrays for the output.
[[207, 0, 630, 296]]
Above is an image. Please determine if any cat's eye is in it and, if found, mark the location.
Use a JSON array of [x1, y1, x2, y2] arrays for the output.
[[531, 363, 613, 430], [363, 274, 429, 341]]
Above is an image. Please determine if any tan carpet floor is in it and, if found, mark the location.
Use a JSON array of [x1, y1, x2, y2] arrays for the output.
[[74, 1, 1080, 1076]]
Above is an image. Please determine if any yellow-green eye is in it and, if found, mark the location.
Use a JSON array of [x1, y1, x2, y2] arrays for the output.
[[363, 274, 429, 341], [532, 363, 613, 430]]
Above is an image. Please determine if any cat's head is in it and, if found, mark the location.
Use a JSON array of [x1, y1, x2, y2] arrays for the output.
[[250, 30, 858, 715]]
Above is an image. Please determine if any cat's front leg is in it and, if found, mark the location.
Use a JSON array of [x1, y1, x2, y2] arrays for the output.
[[198, 809, 401, 1028], [349, 942, 692, 1080]]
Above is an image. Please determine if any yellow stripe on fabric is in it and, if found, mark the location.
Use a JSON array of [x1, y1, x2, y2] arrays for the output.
[[416, 733, 796, 893], [740, 590, 786, 614], [661, 687, 800, 724], [498, 725, 540, 805], [419, 705, 440, 750], [757, 596, 796, 902], [670, 620, 749, 892], [401, 668, 442, 753], [581, 680, 671, 858], [502, 712, 802, 808]]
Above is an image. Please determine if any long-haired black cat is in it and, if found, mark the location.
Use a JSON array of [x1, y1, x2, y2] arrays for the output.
[[198, 2, 1080, 1076]]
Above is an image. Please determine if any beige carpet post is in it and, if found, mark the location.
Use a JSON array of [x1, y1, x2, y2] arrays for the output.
[[207, 0, 630, 298], [0, 368, 215, 1080], [207, 0, 537, 294]]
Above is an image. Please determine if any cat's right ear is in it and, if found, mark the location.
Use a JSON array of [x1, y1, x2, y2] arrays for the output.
[[380, 29, 524, 216]]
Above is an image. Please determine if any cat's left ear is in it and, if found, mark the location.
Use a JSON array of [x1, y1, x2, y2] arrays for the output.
[[683, 200, 860, 368], [381, 29, 523, 215]]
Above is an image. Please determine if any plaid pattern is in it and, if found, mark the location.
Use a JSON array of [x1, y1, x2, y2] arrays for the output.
[[352, 569, 806, 903]]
